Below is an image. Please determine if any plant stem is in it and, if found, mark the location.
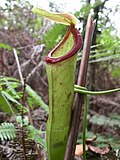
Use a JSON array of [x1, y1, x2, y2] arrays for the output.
[[74, 85, 120, 160], [74, 85, 120, 95], [82, 95, 88, 160]]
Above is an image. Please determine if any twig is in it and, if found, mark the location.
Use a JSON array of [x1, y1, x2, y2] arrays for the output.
[[21, 81, 27, 160], [17, 43, 37, 50], [13, 48, 24, 85], [23, 91, 43, 160], [13, 48, 27, 159], [26, 61, 42, 83], [64, 14, 96, 160]]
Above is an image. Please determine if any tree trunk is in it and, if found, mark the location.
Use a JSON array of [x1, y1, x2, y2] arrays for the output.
[[89, 0, 109, 90]]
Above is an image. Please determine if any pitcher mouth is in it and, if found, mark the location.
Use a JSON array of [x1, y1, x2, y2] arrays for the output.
[[46, 26, 82, 64]]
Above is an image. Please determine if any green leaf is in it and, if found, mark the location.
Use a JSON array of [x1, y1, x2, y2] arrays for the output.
[[43, 23, 67, 50], [32, 8, 79, 26], [1, 91, 21, 106], [0, 43, 13, 51], [0, 92, 13, 113], [0, 76, 20, 83], [0, 76, 48, 113], [0, 43, 19, 53], [1, 90, 27, 113], [26, 85, 49, 113]]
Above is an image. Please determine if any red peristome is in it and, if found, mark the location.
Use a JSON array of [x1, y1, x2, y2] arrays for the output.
[[46, 26, 82, 64]]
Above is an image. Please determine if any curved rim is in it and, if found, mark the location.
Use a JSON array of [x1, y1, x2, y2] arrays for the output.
[[46, 26, 82, 64]]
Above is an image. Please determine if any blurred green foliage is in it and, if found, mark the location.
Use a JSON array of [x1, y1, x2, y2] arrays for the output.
[[43, 24, 67, 51]]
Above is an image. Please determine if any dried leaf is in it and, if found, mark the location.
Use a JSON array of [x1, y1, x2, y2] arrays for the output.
[[88, 145, 110, 155], [86, 135, 97, 144], [75, 144, 88, 157]]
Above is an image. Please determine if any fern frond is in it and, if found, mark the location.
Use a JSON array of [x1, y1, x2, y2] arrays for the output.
[[0, 77, 48, 113], [27, 125, 46, 148], [0, 122, 16, 141], [89, 115, 120, 128], [1, 77, 20, 99]]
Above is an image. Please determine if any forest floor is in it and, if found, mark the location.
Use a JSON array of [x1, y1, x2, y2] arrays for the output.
[[0, 46, 120, 159], [0, 91, 120, 160]]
